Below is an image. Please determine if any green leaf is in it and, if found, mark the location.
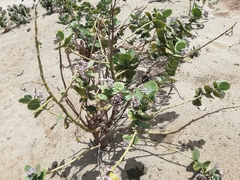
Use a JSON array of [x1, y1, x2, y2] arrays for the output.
[[193, 162, 202, 171], [143, 80, 158, 97], [165, 47, 174, 55], [34, 108, 44, 118], [126, 70, 137, 81], [120, 53, 132, 61], [122, 133, 139, 145], [19, 95, 32, 104], [135, 111, 153, 121], [175, 40, 186, 52], [113, 82, 125, 92], [134, 119, 150, 128], [192, 96, 202, 106], [167, 40, 175, 53], [36, 164, 41, 176], [192, 7, 202, 19], [162, 9, 172, 18], [129, 24, 138, 31], [122, 89, 133, 101], [145, 12, 152, 21], [195, 88, 203, 96], [213, 90, 222, 98], [72, 85, 87, 98], [64, 34, 73, 46], [155, 12, 163, 20], [34, 96, 51, 118], [204, 85, 213, 94], [213, 81, 218, 89], [127, 109, 135, 120], [85, 70, 96, 78], [56, 31, 64, 41], [156, 28, 166, 43], [98, 94, 108, 100], [207, 166, 217, 176], [153, 20, 166, 28], [24, 165, 31, 172], [19, 95, 33, 104], [202, 161, 211, 171], [122, 134, 132, 141], [42, 168, 48, 176], [218, 81, 230, 91], [27, 99, 40, 110], [134, 88, 143, 101], [128, 48, 135, 59], [147, 91, 157, 102], [85, 105, 97, 113], [88, 60, 95, 68], [133, 135, 139, 144], [192, 149, 200, 162]]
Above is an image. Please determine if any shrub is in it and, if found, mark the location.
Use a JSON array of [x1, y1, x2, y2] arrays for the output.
[[19, 0, 236, 179]]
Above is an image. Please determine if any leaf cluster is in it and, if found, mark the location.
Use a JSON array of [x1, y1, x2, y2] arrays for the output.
[[193, 81, 230, 107], [192, 149, 223, 180]]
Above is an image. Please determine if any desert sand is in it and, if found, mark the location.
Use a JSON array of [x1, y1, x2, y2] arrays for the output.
[[0, 0, 240, 179]]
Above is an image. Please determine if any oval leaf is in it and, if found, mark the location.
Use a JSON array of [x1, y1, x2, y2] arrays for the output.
[[143, 80, 158, 96], [192, 7, 202, 19], [134, 120, 150, 129], [204, 85, 213, 94], [175, 40, 186, 52], [98, 94, 108, 101], [192, 149, 200, 162], [113, 82, 124, 92], [162, 9, 172, 18], [153, 20, 166, 28], [218, 81, 230, 91], [193, 162, 202, 171], [27, 99, 40, 110], [56, 31, 64, 41]]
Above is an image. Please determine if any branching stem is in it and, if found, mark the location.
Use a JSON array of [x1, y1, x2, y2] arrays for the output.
[[34, 5, 92, 132]]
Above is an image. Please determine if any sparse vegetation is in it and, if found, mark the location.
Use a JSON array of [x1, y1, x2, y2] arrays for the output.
[[18, 0, 238, 179]]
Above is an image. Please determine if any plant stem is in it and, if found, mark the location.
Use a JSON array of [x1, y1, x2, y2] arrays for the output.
[[108, 0, 117, 81], [48, 144, 100, 174], [34, 5, 92, 132], [185, 22, 237, 58], [111, 130, 137, 171], [148, 105, 240, 135], [152, 95, 201, 117]]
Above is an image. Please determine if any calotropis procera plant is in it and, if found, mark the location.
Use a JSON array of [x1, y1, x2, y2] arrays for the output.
[[19, 0, 235, 179]]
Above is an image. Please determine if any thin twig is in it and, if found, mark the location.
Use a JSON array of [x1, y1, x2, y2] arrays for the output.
[[148, 105, 240, 135], [185, 22, 237, 58], [152, 95, 202, 117]]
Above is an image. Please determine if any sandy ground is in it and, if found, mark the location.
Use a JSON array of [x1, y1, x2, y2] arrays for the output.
[[0, 0, 240, 179]]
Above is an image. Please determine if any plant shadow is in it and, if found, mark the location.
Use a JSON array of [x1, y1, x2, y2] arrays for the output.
[[178, 139, 206, 151], [49, 145, 100, 179]]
